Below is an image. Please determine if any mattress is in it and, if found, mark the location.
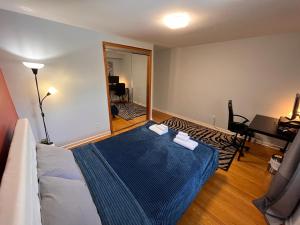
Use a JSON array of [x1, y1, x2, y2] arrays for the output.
[[73, 121, 218, 225]]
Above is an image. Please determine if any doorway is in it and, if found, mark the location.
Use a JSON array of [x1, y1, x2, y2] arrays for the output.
[[102, 42, 152, 132]]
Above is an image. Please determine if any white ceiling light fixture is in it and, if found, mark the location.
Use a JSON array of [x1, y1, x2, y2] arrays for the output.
[[163, 12, 191, 29]]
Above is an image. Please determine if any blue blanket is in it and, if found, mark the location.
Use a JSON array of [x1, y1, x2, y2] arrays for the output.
[[73, 122, 218, 225]]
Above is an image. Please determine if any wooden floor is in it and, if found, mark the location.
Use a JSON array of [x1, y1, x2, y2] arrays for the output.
[[177, 143, 276, 225], [112, 115, 147, 132], [97, 110, 277, 225]]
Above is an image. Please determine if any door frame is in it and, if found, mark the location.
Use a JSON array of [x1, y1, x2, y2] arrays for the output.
[[102, 41, 152, 132]]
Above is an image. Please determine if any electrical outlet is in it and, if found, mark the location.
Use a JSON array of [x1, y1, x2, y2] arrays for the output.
[[212, 115, 216, 126]]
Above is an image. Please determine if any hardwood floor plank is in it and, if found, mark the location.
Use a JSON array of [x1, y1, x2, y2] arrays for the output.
[[112, 115, 147, 132]]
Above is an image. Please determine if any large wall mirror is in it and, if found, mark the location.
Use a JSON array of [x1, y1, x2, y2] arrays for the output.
[[102, 42, 152, 132]]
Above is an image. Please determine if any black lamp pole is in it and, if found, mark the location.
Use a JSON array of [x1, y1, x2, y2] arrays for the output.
[[32, 68, 52, 145]]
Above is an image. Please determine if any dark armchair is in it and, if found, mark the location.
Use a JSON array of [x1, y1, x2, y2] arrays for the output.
[[225, 100, 250, 160], [115, 83, 126, 102]]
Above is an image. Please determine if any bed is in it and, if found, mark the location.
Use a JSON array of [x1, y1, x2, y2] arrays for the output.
[[0, 119, 218, 225]]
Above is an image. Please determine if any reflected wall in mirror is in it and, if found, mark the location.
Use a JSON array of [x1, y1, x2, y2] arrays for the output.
[[103, 42, 152, 132]]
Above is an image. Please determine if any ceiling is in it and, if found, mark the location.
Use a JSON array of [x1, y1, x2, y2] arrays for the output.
[[1, 0, 300, 47]]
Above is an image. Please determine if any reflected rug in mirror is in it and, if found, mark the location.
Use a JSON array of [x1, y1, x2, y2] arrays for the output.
[[115, 103, 146, 120]]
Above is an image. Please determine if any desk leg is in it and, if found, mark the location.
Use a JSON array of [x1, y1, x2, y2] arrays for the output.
[[237, 149, 242, 161], [238, 134, 248, 161]]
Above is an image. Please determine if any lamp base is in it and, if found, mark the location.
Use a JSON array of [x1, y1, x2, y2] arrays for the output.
[[41, 139, 54, 145]]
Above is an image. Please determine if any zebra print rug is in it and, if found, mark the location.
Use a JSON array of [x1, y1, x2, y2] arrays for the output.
[[162, 117, 238, 171], [115, 103, 146, 120]]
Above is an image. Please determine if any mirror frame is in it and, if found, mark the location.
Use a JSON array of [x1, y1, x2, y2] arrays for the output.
[[102, 41, 152, 132]]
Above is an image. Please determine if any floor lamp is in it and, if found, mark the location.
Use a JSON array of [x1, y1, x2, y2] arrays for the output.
[[23, 62, 57, 145]]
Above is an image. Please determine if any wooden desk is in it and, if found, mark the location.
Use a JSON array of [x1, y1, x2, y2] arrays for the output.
[[248, 115, 296, 151]]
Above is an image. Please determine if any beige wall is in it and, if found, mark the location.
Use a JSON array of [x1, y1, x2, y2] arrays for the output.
[[154, 32, 300, 147], [0, 9, 153, 145], [132, 54, 147, 106]]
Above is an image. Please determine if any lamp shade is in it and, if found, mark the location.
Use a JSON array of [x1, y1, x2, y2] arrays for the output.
[[23, 62, 44, 69], [47, 87, 57, 95]]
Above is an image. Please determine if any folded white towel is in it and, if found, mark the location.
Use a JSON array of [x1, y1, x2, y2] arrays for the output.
[[176, 134, 190, 141], [178, 131, 188, 137], [158, 124, 168, 131], [173, 138, 198, 151], [149, 124, 168, 135]]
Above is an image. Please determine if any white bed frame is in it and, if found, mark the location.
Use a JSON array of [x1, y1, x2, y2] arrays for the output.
[[0, 119, 42, 225]]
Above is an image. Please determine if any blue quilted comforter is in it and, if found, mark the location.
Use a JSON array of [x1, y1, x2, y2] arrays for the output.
[[73, 122, 218, 225]]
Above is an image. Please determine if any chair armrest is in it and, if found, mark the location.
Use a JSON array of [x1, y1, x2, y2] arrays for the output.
[[234, 114, 249, 124]]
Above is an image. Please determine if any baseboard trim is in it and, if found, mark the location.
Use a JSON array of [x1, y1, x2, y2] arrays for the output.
[[252, 139, 282, 150], [133, 101, 147, 107], [153, 107, 281, 150], [62, 130, 111, 149], [153, 107, 233, 135]]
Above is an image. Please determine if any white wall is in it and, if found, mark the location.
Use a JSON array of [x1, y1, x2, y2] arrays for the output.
[[132, 54, 147, 106], [120, 54, 133, 89], [107, 51, 133, 89], [107, 51, 147, 106], [0, 9, 153, 145], [107, 58, 122, 77], [154, 32, 300, 147], [107, 52, 132, 102]]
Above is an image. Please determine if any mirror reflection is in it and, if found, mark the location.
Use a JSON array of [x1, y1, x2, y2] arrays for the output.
[[105, 49, 148, 131]]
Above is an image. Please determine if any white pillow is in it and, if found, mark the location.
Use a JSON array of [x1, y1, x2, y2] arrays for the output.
[[39, 176, 102, 225], [37, 144, 82, 180]]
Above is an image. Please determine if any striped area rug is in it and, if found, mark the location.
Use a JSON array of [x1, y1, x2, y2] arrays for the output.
[[115, 103, 146, 120], [162, 117, 238, 171]]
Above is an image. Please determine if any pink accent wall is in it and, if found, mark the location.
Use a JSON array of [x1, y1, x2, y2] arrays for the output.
[[0, 69, 18, 182]]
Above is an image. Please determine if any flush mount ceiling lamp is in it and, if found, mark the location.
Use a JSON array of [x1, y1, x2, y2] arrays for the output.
[[163, 12, 191, 29]]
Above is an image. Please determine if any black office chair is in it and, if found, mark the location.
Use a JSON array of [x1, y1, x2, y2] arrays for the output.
[[115, 83, 126, 102], [224, 100, 250, 160]]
